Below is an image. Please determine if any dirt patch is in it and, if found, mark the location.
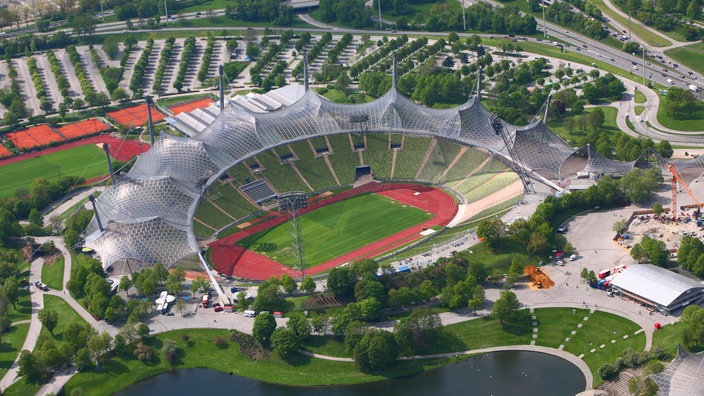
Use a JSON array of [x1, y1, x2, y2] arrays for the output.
[[524, 265, 555, 290], [236, 222, 251, 229]]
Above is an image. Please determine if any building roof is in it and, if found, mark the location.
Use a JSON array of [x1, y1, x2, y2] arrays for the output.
[[610, 264, 704, 309]]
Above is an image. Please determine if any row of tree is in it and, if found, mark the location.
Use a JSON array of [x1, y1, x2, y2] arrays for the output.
[[129, 39, 154, 98]]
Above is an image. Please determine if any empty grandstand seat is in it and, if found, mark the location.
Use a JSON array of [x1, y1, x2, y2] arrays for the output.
[[241, 179, 277, 204]]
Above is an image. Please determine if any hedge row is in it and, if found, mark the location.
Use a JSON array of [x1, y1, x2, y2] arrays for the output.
[[26, 57, 52, 113], [197, 36, 216, 84], [327, 33, 353, 65], [152, 37, 176, 92], [349, 35, 410, 78], [66, 46, 97, 100], [129, 39, 155, 98], [174, 36, 196, 92], [292, 32, 332, 78], [46, 50, 70, 99]]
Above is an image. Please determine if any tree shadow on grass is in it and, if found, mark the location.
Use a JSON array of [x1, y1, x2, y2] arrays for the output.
[[501, 310, 533, 337], [284, 350, 313, 367]]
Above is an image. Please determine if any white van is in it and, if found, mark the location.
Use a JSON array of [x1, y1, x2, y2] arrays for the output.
[[667, 78, 674, 84], [243, 310, 256, 317]]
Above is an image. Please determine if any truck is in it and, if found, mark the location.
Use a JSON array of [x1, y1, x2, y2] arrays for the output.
[[689, 84, 699, 92], [202, 293, 209, 308]]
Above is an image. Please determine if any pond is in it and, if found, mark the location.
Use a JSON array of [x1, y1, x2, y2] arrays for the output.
[[115, 350, 586, 396]]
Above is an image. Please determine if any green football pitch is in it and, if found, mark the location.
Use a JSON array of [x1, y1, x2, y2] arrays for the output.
[[0, 145, 110, 198], [237, 193, 431, 267]]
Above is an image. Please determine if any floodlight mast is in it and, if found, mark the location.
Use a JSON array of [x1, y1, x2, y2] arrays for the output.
[[145, 95, 155, 146], [102, 143, 116, 185], [490, 116, 534, 193]]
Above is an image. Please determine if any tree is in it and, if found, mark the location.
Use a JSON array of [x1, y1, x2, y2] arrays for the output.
[[174, 298, 187, 317], [656, 140, 673, 159], [253, 279, 284, 312], [286, 314, 311, 341], [119, 276, 132, 296], [190, 277, 209, 297], [87, 331, 113, 366], [133, 343, 154, 361], [3, 276, 19, 309], [280, 274, 297, 295], [652, 203, 664, 216], [253, 312, 277, 346], [630, 235, 668, 266], [492, 290, 520, 324], [681, 305, 704, 349], [38, 309, 58, 336], [110, 88, 130, 102], [137, 323, 150, 340], [271, 327, 301, 359], [301, 277, 316, 294], [18, 350, 46, 383], [353, 330, 399, 372], [393, 308, 441, 353], [327, 266, 356, 297], [162, 338, 178, 364]]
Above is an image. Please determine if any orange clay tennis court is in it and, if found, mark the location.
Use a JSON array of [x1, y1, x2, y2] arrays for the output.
[[6, 124, 63, 150], [168, 98, 214, 115], [56, 118, 111, 139], [107, 103, 165, 126]]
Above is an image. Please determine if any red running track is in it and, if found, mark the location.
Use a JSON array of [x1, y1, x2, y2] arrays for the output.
[[209, 183, 457, 280], [0, 135, 150, 166]]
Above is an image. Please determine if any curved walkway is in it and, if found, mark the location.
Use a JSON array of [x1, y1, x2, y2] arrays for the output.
[[301, 344, 593, 391]]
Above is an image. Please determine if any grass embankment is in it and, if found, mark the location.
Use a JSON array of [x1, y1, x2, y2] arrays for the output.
[[238, 193, 430, 267], [8, 289, 31, 324], [41, 257, 64, 291], [0, 324, 30, 382], [665, 44, 704, 78], [587, 0, 671, 47], [0, 145, 109, 199], [656, 99, 704, 132], [635, 106, 644, 116]]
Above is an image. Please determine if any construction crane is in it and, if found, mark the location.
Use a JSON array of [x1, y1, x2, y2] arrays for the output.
[[666, 163, 703, 221]]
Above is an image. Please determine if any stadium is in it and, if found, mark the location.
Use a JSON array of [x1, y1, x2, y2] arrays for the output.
[[84, 65, 704, 284]]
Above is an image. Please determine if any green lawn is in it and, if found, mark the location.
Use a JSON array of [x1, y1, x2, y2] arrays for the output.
[[587, 0, 671, 47], [651, 321, 687, 359], [548, 106, 620, 146], [40, 295, 89, 342], [41, 257, 64, 290], [0, 324, 30, 380], [238, 193, 430, 267], [634, 90, 646, 104], [0, 144, 109, 198], [635, 106, 644, 116], [665, 44, 704, 77], [656, 99, 704, 131], [7, 289, 31, 324], [535, 308, 590, 349], [63, 328, 449, 395]]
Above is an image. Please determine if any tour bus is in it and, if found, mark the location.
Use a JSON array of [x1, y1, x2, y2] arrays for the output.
[[202, 294, 209, 308]]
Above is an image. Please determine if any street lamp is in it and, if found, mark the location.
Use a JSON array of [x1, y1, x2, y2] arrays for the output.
[[56, 164, 61, 179], [642, 42, 646, 86], [164, 0, 169, 23]]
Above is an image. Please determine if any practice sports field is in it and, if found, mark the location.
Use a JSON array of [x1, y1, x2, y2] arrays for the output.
[[237, 193, 430, 267], [0, 145, 108, 198]]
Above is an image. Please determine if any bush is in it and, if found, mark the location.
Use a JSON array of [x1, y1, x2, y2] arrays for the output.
[[133, 343, 154, 361], [214, 335, 227, 348], [598, 363, 620, 380]]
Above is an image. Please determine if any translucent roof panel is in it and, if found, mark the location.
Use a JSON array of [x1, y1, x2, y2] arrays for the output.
[[610, 264, 704, 308], [650, 345, 704, 396], [511, 121, 577, 178], [86, 217, 197, 268], [582, 144, 635, 176], [87, 174, 197, 236], [130, 134, 225, 191]]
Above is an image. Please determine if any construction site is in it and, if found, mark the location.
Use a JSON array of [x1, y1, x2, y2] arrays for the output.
[[618, 162, 704, 255]]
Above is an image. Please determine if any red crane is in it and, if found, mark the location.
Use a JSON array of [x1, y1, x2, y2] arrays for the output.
[[666, 163, 703, 221]]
